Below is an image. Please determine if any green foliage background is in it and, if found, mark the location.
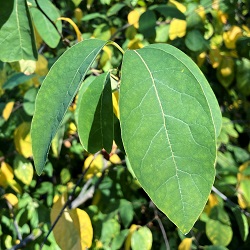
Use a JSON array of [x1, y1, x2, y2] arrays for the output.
[[0, 0, 250, 249]]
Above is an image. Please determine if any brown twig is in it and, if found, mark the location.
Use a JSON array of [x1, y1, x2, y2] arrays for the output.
[[150, 201, 170, 250]]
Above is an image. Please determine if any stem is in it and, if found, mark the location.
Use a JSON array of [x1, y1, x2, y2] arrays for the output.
[[107, 41, 125, 55]]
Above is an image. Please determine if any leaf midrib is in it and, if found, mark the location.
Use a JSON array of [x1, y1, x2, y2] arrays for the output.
[[134, 50, 185, 214], [15, 0, 23, 58]]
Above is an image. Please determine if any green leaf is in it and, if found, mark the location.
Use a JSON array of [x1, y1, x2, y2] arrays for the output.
[[29, 0, 62, 48], [230, 207, 249, 241], [236, 58, 250, 96], [138, 10, 156, 40], [3, 73, 35, 90], [78, 72, 113, 154], [14, 154, 34, 185], [107, 3, 126, 17], [119, 44, 221, 233], [31, 39, 108, 175], [150, 5, 186, 20], [119, 199, 133, 228], [131, 227, 152, 250], [185, 30, 209, 52], [0, 0, 37, 62], [111, 229, 129, 250], [206, 206, 233, 246]]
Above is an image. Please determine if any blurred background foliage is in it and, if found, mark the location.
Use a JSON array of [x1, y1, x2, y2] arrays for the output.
[[1, 0, 250, 249]]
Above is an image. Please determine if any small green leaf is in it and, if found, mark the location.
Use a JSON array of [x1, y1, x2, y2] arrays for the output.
[[31, 39, 108, 175], [206, 206, 233, 246], [131, 227, 152, 250], [3, 73, 35, 90], [14, 155, 34, 185], [120, 44, 221, 233], [29, 0, 62, 48], [78, 72, 113, 153], [230, 207, 249, 241], [119, 199, 133, 228], [0, 0, 37, 62]]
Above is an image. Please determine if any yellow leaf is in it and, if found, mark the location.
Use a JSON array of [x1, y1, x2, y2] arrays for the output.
[[109, 154, 121, 165], [112, 90, 120, 119], [223, 26, 242, 49], [58, 17, 82, 42], [209, 47, 222, 68], [128, 10, 141, 29], [195, 6, 206, 21], [178, 238, 193, 250], [74, 8, 83, 23], [219, 57, 234, 77], [4, 193, 18, 207], [212, 0, 219, 10], [218, 10, 228, 24], [8, 179, 22, 194], [2, 101, 14, 121], [125, 224, 139, 250], [169, 19, 187, 40], [0, 162, 14, 184], [204, 193, 219, 215], [69, 208, 93, 249], [51, 193, 93, 250], [237, 161, 250, 208], [34, 26, 43, 49], [128, 38, 144, 49], [19, 59, 36, 75], [35, 54, 48, 76], [197, 52, 206, 67], [68, 122, 77, 135], [14, 122, 32, 158], [83, 154, 104, 180], [169, 0, 186, 13]]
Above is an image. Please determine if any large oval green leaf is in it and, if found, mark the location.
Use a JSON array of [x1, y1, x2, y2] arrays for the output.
[[31, 39, 108, 175], [77, 72, 113, 153], [119, 44, 222, 233], [0, 0, 37, 62]]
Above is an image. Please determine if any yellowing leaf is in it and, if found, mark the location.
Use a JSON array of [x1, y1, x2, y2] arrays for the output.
[[237, 161, 250, 208], [195, 6, 205, 20], [58, 17, 82, 42], [69, 208, 93, 249], [19, 59, 36, 75], [128, 38, 143, 49], [35, 54, 48, 76], [68, 122, 77, 135], [4, 193, 18, 207], [178, 238, 193, 250], [112, 90, 120, 119], [83, 154, 104, 180], [8, 179, 22, 194], [125, 224, 139, 250], [14, 122, 32, 158], [0, 162, 13, 187], [51, 193, 93, 250], [197, 52, 206, 67], [169, 0, 186, 13], [218, 10, 228, 24], [169, 19, 187, 40], [109, 154, 121, 165], [14, 155, 34, 185], [223, 26, 242, 49], [220, 57, 234, 77], [204, 193, 219, 215], [2, 101, 14, 121], [128, 10, 141, 29], [209, 47, 222, 68], [74, 8, 83, 23]]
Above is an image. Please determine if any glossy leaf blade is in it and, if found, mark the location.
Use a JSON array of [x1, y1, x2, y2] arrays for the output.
[[78, 72, 113, 153], [119, 44, 221, 233], [0, 0, 37, 62], [29, 0, 62, 48], [31, 39, 107, 175]]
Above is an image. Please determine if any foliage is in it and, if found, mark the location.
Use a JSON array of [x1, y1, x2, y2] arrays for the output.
[[0, 0, 250, 249]]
